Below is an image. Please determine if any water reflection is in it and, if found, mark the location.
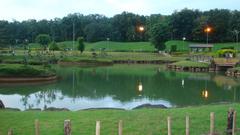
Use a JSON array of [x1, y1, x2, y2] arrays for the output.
[[201, 90, 209, 99], [0, 65, 239, 110]]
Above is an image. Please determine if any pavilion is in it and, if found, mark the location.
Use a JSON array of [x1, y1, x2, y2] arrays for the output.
[[189, 44, 214, 52]]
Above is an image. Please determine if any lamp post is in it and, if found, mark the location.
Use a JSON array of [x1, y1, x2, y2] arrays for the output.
[[106, 38, 110, 51], [72, 21, 75, 51], [204, 27, 212, 45], [182, 37, 186, 51], [138, 26, 145, 41], [233, 30, 239, 50]]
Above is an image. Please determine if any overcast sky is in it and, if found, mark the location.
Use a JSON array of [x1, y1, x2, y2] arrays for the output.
[[0, 0, 239, 21]]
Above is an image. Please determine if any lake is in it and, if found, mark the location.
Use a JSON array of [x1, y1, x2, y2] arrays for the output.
[[0, 64, 239, 111]]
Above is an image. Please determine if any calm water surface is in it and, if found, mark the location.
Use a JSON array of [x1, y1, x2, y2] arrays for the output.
[[0, 64, 239, 110]]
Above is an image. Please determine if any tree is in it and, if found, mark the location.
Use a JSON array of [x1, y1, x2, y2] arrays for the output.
[[49, 41, 60, 51], [0, 21, 11, 48], [36, 34, 51, 50], [77, 37, 85, 53], [170, 9, 201, 40], [150, 22, 171, 51]]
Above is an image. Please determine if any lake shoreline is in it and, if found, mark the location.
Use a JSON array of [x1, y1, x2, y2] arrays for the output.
[[0, 75, 58, 83]]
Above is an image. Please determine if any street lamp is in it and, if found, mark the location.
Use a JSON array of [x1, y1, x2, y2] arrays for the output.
[[204, 27, 212, 44], [138, 26, 145, 41], [106, 38, 110, 51], [233, 30, 239, 50], [138, 26, 145, 32], [182, 37, 186, 51]]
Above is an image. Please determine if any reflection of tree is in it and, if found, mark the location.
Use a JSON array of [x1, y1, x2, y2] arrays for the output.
[[19, 90, 62, 110], [213, 75, 240, 90], [20, 95, 33, 109], [2, 65, 240, 108]]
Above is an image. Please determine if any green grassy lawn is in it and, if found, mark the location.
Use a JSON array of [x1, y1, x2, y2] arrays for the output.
[[58, 52, 186, 61], [28, 41, 155, 52], [171, 60, 210, 68], [8, 40, 240, 54], [165, 40, 240, 52], [0, 104, 239, 135]]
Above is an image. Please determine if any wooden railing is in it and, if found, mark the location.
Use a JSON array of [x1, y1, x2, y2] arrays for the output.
[[6, 111, 238, 135]]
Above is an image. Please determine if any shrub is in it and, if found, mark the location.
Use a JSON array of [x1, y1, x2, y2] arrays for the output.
[[49, 41, 60, 51], [170, 45, 177, 52], [217, 49, 237, 58]]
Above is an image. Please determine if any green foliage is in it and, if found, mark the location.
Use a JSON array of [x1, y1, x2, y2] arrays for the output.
[[49, 41, 60, 51], [171, 60, 210, 68], [170, 9, 201, 41], [77, 37, 85, 53], [170, 45, 177, 52], [150, 22, 170, 50], [216, 49, 237, 57], [165, 40, 190, 52], [0, 21, 11, 47], [0, 64, 56, 77], [35, 34, 51, 50]]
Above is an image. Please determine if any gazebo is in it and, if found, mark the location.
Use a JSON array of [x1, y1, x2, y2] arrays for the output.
[[189, 44, 213, 52]]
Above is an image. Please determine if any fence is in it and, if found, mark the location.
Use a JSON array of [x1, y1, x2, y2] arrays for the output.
[[6, 110, 238, 135]]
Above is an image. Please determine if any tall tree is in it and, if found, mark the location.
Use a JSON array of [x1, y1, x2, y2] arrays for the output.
[[150, 22, 171, 51], [77, 37, 85, 53], [36, 34, 51, 50]]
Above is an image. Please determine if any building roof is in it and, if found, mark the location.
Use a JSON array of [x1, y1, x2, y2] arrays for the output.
[[189, 44, 214, 48]]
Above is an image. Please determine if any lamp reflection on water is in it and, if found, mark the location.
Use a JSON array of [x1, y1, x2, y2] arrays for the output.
[[138, 82, 143, 92], [202, 90, 209, 98], [137, 81, 143, 96]]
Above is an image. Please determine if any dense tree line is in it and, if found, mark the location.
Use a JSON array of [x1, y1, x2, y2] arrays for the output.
[[0, 9, 240, 49]]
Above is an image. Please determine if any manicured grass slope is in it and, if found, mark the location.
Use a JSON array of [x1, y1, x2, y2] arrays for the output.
[[57, 41, 155, 52], [165, 40, 240, 52], [0, 104, 239, 135], [13, 40, 240, 53]]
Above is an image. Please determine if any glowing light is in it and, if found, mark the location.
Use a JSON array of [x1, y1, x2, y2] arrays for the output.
[[138, 82, 143, 92], [138, 26, 145, 32], [202, 90, 209, 98], [205, 27, 212, 33]]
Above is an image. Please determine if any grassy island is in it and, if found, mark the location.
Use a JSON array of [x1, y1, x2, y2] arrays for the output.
[[0, 64, 56, 77]]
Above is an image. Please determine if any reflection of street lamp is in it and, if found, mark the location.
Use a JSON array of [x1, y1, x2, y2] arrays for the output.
[[202, 90, 209, 98], [138, 81, 143, 92], [204, 27, 212, 44]]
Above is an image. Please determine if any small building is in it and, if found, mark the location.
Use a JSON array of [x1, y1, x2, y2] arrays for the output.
[[189, 44, 213, 52]]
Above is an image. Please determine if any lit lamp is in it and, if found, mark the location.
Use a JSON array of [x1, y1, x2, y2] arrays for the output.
[[204, 27, 212, 44], [182, 37, 186, 51], [138, 82, 143, 92], [201, 90, 209, 98], [138, 26, 145, 32]]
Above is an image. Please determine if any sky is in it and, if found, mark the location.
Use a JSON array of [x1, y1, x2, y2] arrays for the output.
[[0, 0, 239, 21]]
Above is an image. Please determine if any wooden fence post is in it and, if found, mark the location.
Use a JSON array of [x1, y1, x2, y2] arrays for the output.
[[186, 116, 189, 135], [232, 111, 237, 135], [96, 121, 100, 135], [8, 129, 13, 135], [118, 120, 123, 135], [35, 119, 40, 135], [168, 116, 171, 135], [210, 112, 214, 135], [64, 120, 71, 135]]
